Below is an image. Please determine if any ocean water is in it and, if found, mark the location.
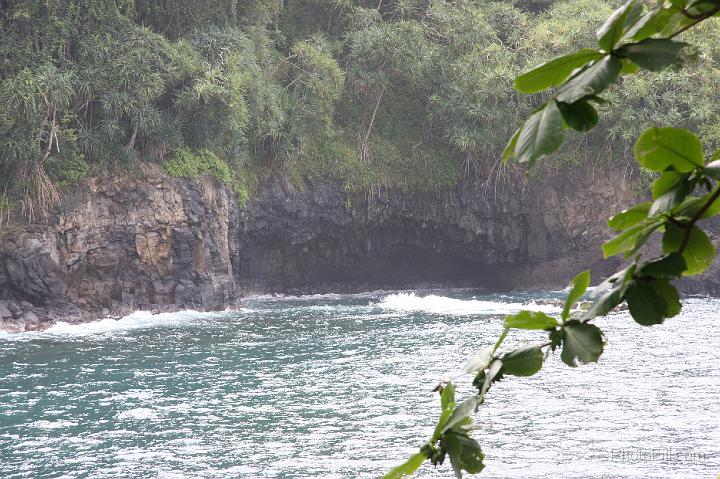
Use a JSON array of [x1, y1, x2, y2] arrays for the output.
[[0, 290, 718, 479]]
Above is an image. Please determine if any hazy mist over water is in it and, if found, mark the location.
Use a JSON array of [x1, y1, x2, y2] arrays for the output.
[[1, 290, 718, 478]]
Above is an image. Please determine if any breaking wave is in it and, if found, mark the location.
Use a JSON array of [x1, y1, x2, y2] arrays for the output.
[[378, 292, 561, 315], [4, 309, 243, 338]]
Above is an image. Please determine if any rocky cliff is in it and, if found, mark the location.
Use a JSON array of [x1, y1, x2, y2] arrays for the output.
[[0, 174, 241, 331], [236, 166, 637, 293], [0, 165, 644, 331]]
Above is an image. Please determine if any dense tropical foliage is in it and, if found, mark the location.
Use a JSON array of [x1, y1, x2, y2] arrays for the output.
[[386, 0, 720, 477], [1, 0, 719, 217]]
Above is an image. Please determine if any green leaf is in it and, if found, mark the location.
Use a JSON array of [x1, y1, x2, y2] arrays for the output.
[[629, 3, 692, 38], [652, 279, 681, 318], [711, 149, 720, 161], [502, 129, 520, 163], [673, 196, 705, 218], [501, 346, 544, 377], [443, 397, 479, 433], [583, 285, 625, 320], [638, 253, 687, 279], [503, 310, 559, 330], [515, 101, 565, 167], [596, 0, 643, 51], [384, 452, 426, 479], [620, 58, 639, 74], [623, 6, 669, 42], [514, 49, 604, 93], [563, 270, 591, 321], [634, 127, 704, 172], [582, 265, 635, 320], [549, 328, 563, 351], [444, 431, 485, 475], [687, 0, 720, 17], [441, 382, 456, 411], [648, 178, 693, 215], [557, 100, 598, 132], [677, 189, 720, 219], [625, 280, 668, 326], [592, 264, 635, 294], [659, 11, 696, 36], [479, 359, 503, 396], [608, 202, 651, 230], [556, 55, 622, 104], [627, 223, 664, 258], [602, 220, 662, 258], [662, 224, 715, 276], [616, 38, 690, 71], [433, 408, 454, 443], [434, 384, 458, 440], [560, 322, 604, 367], [651, 171, 686, 199], [492, 327, 509, 353]]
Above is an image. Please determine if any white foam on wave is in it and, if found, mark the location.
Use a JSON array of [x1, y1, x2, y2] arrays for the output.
[[3, 308, 247, 338], [244, 290, 393, 302], [116, 408, 161, 421], [378, 293, 561, 315]]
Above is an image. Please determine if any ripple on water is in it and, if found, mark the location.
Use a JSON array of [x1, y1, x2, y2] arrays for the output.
[[0, 290, 719, 478]]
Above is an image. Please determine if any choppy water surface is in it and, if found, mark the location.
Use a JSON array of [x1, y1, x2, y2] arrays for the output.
[[1, 290, 719, 478]]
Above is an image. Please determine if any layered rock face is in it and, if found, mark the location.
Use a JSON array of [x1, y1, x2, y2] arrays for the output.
[[0, 166, 640, 330], [0, 175, 240, 331], [237, 166, 636, 292]]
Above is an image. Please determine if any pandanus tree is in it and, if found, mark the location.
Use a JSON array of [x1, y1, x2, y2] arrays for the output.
[[384, 1, 720, 477]]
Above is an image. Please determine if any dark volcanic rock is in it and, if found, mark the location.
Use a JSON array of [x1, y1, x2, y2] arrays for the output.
[[1, 175, 241, 330], [0, 165, 645, 331], [236, 166, 635, 293], [0, 301, 12, 319]]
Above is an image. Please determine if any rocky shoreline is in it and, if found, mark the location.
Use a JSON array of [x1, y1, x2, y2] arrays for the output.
[[3, 165, 716, 333]]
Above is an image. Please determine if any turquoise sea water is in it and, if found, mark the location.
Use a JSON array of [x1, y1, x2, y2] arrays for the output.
[[1, 290, 719, 478]]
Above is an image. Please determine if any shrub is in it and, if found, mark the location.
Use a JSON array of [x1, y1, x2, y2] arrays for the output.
[[45, 153, 89, 187], [162, 148, 201, 178], [163, 148, 247, 202]]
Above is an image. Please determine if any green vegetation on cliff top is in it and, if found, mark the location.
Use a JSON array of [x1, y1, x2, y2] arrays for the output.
[[1, 0, 719, 213]]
